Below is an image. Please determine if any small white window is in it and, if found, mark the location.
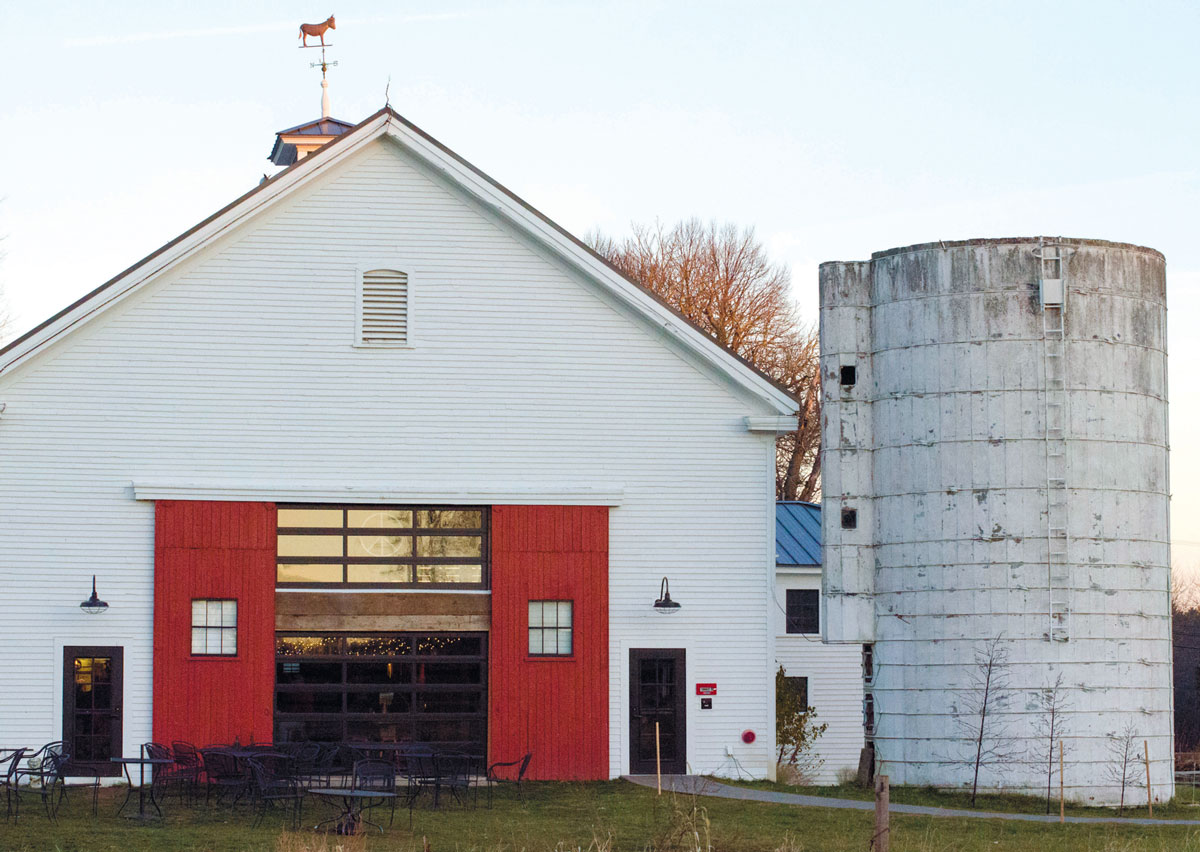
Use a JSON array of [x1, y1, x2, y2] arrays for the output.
[[191, 599, 237, 656], [357, 268, 409, 346], [528, 600, 573, 656]]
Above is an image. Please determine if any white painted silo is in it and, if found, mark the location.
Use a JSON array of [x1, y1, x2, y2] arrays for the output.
[[819, 238, 1172, 805]]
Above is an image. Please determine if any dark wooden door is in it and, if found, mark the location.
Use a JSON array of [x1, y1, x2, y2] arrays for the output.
[[63, 646, 123, 776], [629, 649, 686, 774]]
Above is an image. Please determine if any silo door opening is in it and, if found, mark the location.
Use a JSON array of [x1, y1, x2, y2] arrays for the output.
[[629, 648, 687, 774]]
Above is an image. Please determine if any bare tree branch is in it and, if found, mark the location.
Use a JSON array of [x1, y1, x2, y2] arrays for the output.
[[1033, 672, 1071, 814], [590, 219, 820, 500], [1105, 720, 1143, 815], [945, 635, 1019, 806]]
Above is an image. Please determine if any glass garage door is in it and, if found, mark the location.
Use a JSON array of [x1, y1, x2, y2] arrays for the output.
[[274, 632, 486, 753]]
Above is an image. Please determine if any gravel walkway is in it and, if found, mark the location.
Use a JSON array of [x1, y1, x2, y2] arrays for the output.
[[622, 775, 1200, 827]]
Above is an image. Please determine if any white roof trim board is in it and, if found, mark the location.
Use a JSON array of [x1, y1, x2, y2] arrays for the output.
[[0, 108, 796, 415], [131, 481, 625, 506]]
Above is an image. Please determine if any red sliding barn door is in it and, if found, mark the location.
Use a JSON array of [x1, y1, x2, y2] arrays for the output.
[[153, 501, 276, 747], [489, 505, 609, 780]]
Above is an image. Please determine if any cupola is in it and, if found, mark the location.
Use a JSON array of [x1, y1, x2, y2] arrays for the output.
[[268, 116, 355, 166], [268, 30, 352, 167]]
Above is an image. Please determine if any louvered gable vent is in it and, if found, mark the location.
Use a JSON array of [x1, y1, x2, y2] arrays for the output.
[[359, 269, 408, 345]]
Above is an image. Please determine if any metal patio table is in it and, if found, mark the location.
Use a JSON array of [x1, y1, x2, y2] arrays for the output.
[[111, 755, 173, 820], [308, 786, 396, 835]]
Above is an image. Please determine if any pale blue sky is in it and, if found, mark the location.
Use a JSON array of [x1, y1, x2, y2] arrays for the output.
[[1, 1, 1197, 569]]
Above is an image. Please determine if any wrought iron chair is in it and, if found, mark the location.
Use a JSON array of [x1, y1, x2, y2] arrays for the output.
[[170, 741, 203, 802], [22, 750, 71, 821], [1, 748, 27, 821], [246, 757, 304, 829], [399, 745, 437, 819], [352, 758, 397, 828], [200, 748, 248, 807], [435, 752, 474, 807], [143, 742, 188, 806], [291, 742, 322, 785], [486, 752, 533, 808], [14, 742, 71, 820]]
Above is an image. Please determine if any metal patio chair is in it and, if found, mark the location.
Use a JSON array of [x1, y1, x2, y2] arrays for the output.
[[399, 746, 437, 818], [291, 742, 322, 784], [14, 742, 71, 821], [200, 748, 248, 808], [170, 741, 203, 802], [20, 750, 71, 821], [435, 752, 474, 808], [1, 748, 26, 821], [486, 752, 532, 808], [144, 742, 190, 805], [246, 757, 303, 829], [352, 758, 397, 828]]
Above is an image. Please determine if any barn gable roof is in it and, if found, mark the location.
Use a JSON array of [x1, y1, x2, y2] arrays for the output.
[[0, 107, 797, 414]]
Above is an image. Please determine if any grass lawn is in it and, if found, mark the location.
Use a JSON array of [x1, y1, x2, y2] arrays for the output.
[[2, 781, 1200, 852], [715, 776, 1200, 821]]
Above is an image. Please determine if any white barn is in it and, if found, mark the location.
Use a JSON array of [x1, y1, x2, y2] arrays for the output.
[[0, 105, 827, 782]]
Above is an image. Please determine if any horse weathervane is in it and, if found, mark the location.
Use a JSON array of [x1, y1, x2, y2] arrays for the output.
[[299, 15, 335, 47], [298, 16, 338, 117]]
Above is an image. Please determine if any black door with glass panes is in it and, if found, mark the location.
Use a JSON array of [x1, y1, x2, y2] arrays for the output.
[[629, 648, 686, 774], [63, 646, 123, 776]]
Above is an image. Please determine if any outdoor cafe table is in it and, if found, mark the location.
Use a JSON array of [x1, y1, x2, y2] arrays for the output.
[[111, 755, 173, 820], [345, 746, 484, 807], [307, 786, 396, 835]]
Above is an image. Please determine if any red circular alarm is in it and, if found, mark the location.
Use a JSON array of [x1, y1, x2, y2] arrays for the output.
[[741, 730, 756, 744]]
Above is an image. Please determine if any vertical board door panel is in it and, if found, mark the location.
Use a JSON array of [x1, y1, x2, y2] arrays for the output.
[[488, 505, 609, 780], [153, 501, 276, 747]]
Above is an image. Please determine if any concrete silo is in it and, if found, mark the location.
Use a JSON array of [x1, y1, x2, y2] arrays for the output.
[[820, 238, 1172, 804]]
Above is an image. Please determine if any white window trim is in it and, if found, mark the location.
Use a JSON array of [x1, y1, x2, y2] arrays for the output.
[[353, 260, 416, 349]]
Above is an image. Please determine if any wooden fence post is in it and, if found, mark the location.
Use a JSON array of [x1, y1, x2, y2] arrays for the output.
[[873, 774, 890, 852], [1059, 739, 1064, 823], [655, 721, 662, 795], [1144, 740, 1152, 816]]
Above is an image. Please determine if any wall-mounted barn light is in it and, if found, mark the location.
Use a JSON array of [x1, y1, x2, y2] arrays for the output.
[[79, 576, 109, 614], [653, 577, 681, 614]]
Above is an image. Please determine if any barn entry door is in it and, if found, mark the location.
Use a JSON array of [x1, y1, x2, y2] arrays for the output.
[[629, 648, 686, 774], [63, 646, 124, 777]]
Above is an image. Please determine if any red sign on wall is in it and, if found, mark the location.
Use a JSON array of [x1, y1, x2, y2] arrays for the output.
[[696, 683, 717, 696]]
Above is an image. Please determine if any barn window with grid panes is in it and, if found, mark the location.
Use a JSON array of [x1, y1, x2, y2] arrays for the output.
[[191, 599, 237, 656], [356, 268, 409, 346], [528, 600, 573, 656], [276, 506, 488, 588]]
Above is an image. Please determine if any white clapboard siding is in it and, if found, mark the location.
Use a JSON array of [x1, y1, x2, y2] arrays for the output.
[[359, 269, 408, 344], [774, 572, 866, 784], [0, 138, 782, 779]]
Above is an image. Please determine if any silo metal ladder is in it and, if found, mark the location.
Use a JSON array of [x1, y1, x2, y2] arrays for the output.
[[1039, 247, 1071, 642]]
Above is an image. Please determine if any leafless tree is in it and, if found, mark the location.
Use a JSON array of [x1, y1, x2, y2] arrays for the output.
[[1033, 672, 1071, 813], [767, 329, 821, 502], [590, 219, 821, 500], [1173, 571, 1200, 615], [949, 635, 1017, 806], [1106, 720, 1143, 815]]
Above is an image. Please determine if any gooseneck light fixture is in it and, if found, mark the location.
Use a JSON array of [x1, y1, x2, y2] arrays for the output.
[[653, 576, 681, 614], [79, 575, 109, 615]]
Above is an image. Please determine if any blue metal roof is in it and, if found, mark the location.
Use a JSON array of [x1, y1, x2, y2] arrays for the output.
[[776, 501, 821, 566]]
